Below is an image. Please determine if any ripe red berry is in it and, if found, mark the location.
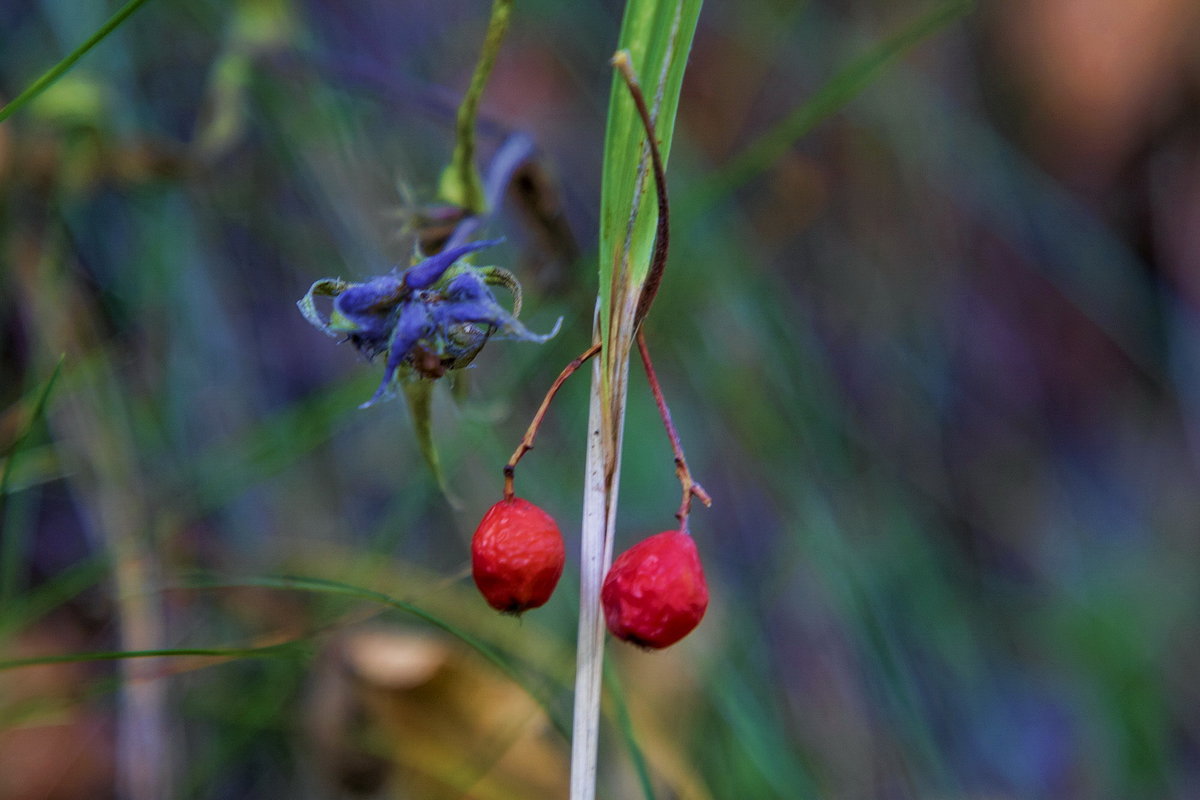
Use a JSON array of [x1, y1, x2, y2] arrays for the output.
[[471, 497, 565, 614], [601, 530, 708, 649]]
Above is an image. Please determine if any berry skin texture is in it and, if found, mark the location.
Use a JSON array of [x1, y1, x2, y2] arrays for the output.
[[602, 530, 708, 649], [472, 497, 565, 614]]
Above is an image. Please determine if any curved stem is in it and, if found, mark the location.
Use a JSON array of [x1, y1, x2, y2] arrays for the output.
[[504, 342, 602, 499], [636, 331, 710, 529], [612, 52, 671, 330]]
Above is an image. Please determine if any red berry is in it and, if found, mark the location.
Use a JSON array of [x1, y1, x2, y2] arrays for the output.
[[471, 497, 565, 614], [601, 530, 708, 649]]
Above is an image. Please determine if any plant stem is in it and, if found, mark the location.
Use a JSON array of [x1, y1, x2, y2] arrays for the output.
[[635, 331, 710, 529], [612, 53, 672, 330], [571, 336, 627, 800], [504, 342, 602, 500], [444, 0, 513, 213], [615, 54, 709, 528], [573, 4, 700, 794]]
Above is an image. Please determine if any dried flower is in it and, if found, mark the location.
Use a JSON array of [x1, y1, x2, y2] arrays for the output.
[[298, 238, 559, 406]]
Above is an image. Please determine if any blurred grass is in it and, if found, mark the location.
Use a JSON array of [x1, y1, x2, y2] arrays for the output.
[[0, 356, 63, 606], [2, 0, 1200, 798]]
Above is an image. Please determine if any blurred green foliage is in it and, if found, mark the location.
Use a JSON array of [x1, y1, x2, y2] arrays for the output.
[[2, 1, 1200, 799]]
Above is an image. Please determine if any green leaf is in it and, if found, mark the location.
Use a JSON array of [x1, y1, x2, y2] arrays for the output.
[[598, 0, 703, 352]]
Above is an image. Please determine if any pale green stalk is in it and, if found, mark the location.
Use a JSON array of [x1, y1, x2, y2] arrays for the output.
[[570, 314, 626, 799], [571, 2, 701, 797]]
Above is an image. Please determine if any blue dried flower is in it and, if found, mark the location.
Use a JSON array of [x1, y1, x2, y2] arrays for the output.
[[298, 238, 560, 407]]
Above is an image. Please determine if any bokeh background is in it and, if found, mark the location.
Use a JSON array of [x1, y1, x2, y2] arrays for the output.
[[3, 0, 1200, 798]]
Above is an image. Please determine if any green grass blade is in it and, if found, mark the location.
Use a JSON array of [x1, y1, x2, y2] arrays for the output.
[[604, 660, 658, 800], [0, 642, 307, 672], [0, 356, 65, 605], [181, 573, 571, 739], [0, 0, 158, 123], [689, 0, 973, 212], [3, 571, 570, 737], [0, 555, 109, 640], [0, 445, 61, 496], [598, 0, 703, 346]]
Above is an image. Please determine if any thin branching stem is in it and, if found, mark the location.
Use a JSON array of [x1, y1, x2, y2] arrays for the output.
[[504, 342, 602, 499]]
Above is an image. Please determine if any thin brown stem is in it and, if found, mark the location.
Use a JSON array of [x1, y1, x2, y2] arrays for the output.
[[504, 342, 603, 499], [636, 330, 711, 529], [612, 52, 670, 331]]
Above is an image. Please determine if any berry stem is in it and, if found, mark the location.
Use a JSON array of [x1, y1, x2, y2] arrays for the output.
[[613, 53, 709, 529], [504, 342, 603, 500], [636, 330, 711, 529], [611, 52, 670, 331]]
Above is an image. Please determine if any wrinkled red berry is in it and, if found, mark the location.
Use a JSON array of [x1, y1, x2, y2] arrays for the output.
[[472, 497, 565, 614], [601, 530, 708, 649]]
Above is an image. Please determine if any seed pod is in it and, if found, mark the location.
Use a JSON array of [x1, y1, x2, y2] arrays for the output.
[[602, 530, 708, 649], [471, 497, 565, 614]]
